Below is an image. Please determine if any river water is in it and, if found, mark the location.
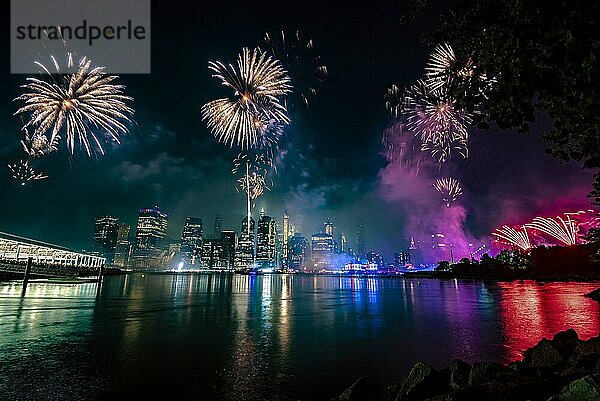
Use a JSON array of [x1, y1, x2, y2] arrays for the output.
[[0, 274, 598, 400]]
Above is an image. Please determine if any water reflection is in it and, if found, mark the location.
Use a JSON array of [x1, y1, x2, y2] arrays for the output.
[[496, 281, 600, 362], [0, 276, 598, 401]]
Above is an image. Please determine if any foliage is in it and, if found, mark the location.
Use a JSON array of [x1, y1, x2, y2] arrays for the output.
[[430, 0, 600, 203]]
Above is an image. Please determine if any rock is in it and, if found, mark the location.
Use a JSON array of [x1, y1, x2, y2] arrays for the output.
[[585, 288, 600, 302], [435, 383, 519, 401], [396, 362, 448, 401], [563, 336, 600, 377], [552, 329, 580, 360], [558, 375, 600, 401], [331, 377, 387, 401], [523, 339, 563, 369], [469, 361, 518, 386], [447, 359, 471, 390]]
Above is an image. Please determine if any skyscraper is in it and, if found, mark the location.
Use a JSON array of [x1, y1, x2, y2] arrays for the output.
[[256, 210, 276, 269], [113, 223, 132, 268], [282, 210, 290, 262], [180, 217, 203, 265], [132, 206, 168, 269], [235, 217, 255, 269], [201, 237, 225, 269], [340, 233, 347, 254], [221, 230, 236, 269], [394, 251, 412, 268], [311, 232, 334, 271], [355, 223, 366, 257], [92, 215, 120, 264], [289, 233, 308, 271], [213, 214, 223, 238], [324, 217, 333, 236]]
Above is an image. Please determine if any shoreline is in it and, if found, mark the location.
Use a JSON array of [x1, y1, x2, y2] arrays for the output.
[[332, 329, 600, 401]]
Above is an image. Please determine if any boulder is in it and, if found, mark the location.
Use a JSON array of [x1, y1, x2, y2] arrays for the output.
[[331, 377, 387, 401], [523, 339, 563, 369], [563, 336, 600, 377], [468, 361, 518, 386], [446, 359, 471, 390], [552, 329, 580, 360], [585, 288, 600, 302], [558, 375, 600, 401], [434, 383, 518, 401], [396, 362, 448, 400]]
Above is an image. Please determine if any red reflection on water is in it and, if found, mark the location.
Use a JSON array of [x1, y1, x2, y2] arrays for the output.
[[497, 281, 600, 362]]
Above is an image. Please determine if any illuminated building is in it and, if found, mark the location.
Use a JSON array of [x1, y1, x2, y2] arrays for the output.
[[311, 232, 334, 271], [221, 230, 236, 269], [340, 233, 347, 253], [342, 260, 378, 272], [282, 210, 290, 265], [201, 238, 226, 269], [288, 233, 308, 271], [394, 251, 412, 268], [131, 206, 169, 269], [366, 252, 385, 269], [324, 217, 333, 236], [91, 215, 119, 264], [0, 232, 105, 268], [113, 224, 132, 268], [213, 214, 222, 238], [235, 217, 255, 269], [256, 209, 277, 269], [355, 223, 366, 257], [180, 217, 203, 265]]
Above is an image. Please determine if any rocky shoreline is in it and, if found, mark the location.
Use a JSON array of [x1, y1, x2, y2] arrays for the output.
[[332, 329, 600, 401]]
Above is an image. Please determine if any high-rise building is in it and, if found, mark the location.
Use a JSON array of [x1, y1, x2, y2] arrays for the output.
[[256, 210, 277, 269], [289, 233, 308, 271], [355, 223, 366, 257], [180, 217, 203, 265], [92, 215, 120, 264], [324, 217, 333, 236], [213, 214, 222, 238], [113, 223, 132, 268], [201, 238, 225, 269], [394, 251, 412, 268], [366, 252, 385, 269], [340, 233, 347, 254], [282, 210, 290, 262], [235, 217, 255, 269], [220, 230, 236, 269], [131, 206, 168, 269], [311, 232, 334, 271]]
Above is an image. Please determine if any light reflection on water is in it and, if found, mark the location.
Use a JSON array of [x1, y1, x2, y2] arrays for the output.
[[0, 275, 598, 401]]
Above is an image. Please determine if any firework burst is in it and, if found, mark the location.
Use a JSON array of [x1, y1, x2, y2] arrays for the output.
[[20, 128, 58, 158], [8, 159, 48, 185], [263, 31, 327, 109], [384, 84, 403, 119], [14, 54, 134, 157], [433, 177, 463, 206], [404, 79, 471, 163], [492, 226, 532, 251], [201, 48, 292, 150], [525, 216, 578, 246], [425, 43, 493, 99]]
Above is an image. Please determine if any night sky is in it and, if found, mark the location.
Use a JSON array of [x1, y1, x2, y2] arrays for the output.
[[0, 0, 593, 260]]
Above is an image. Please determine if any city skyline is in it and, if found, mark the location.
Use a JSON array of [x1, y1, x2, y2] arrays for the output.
[[0, 0, 595, 265]]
